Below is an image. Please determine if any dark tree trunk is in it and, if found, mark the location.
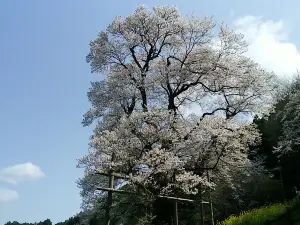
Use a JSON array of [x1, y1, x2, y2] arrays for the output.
[[152, 198, 174, 225]]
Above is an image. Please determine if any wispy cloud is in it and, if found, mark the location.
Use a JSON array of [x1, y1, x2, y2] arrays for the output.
[[0, 162, 45, 185], [0, 162, 45, 203], [233, 16, 300, 78], [0, 187, 19, 203]]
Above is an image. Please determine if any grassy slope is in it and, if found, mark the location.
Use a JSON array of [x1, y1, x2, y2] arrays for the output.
[[219, 197, 300, 225]]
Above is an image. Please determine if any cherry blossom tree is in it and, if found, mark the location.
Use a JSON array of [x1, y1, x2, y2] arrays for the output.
[[78, 5, 277, 220]]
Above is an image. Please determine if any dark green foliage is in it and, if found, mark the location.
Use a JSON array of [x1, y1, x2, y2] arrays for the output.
[[252, 78, 300, 201], [217, 75, 300, 224], [55, 216, 81, 225], [5, 219, 53, 225], [5, 217, 81, 225]]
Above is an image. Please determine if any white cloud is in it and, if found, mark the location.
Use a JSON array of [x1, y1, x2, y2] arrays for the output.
[[0, 187, 19, 203], [0, 162, 45, 185], [233, 16, 300, 77]]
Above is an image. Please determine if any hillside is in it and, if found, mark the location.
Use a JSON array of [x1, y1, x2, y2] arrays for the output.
[[220, 197, 300, 225]]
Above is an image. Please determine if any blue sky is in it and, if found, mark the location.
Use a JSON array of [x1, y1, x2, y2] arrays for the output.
[[1, 0, 300, 224]]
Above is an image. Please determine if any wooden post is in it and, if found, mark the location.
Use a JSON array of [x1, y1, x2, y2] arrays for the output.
[[104, 171, 114, 225], [173, 173, 179, 225], [207, 170, 214, 225], [173, 199, 178, 225], [270, 166, 285, 201], [279, 166, 285, 201], [200, 187, 205, 225]]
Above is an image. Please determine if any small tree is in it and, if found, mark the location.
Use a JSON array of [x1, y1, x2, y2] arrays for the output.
[[78, 5, 277, 224]]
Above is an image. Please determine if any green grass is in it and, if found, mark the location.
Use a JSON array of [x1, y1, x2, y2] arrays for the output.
[[219, 198, 300, 225]]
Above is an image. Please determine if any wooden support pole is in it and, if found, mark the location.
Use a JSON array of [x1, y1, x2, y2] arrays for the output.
[[104, 171, 114, 225], [200, 187, 205, 225], [97, 168, 210, 225], [279, 167, 285, 201], [95, 187, 209, 204], [173, 198, 178, 225], [207, 170, 214, 225], [96, 187, 135, 195], [173, 173, 179, 225], [96, 170, 130, 180]]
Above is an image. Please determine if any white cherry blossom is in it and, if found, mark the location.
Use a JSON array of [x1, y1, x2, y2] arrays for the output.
[[79, 5, 277, 196]]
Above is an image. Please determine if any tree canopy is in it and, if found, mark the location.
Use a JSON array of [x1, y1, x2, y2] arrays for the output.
[[77, 5, 278, 225]]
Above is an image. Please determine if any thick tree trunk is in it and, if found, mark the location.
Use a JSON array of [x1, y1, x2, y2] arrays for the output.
[[152, 198, 174, 225]]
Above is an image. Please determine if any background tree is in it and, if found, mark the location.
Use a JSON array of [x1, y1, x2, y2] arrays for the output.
[[251, 74, 300, 200], [5, 219, 53, 225]]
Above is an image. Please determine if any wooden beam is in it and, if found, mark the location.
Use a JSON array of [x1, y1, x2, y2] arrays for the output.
[[95, 187, 209, 204], [96, 187, 134, 195], [96, 170, 130, 179]]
